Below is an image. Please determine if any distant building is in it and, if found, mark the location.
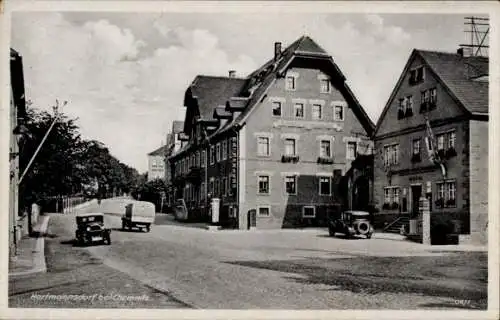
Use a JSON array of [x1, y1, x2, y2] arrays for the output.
[[170, 36, 374, 229], [164, 120, 185, 206], [10, 48, 28, 253], [373, 49, 488, 244], [147, 145, 167, 181]]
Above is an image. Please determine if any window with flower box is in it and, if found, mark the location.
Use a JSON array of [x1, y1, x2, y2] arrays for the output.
[[382, 186, 400, 210], [436, 130, 457, 159], [435, 180, 456, 208]]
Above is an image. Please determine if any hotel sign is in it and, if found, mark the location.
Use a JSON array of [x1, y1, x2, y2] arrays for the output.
[[230, 136, 238, 194]]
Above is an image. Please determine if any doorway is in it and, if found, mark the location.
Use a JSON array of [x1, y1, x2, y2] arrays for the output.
[[411, 185, 422, 218]]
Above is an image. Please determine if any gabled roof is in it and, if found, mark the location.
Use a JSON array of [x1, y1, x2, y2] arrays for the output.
[[186, 75, 247, 121], [172, 120, 184, 134], [374, 49, 489, 137], [214, 35, 374, 137], [148, 145, 167, 156], [418, 50, 488, 115]]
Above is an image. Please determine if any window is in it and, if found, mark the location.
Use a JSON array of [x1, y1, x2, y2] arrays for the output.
[[437, 135, 445, 151], [210, 146, 215, 164], [201, 182, 205, 199], [257, 137, 270, 156], [319, 176, 331, 195], [196, 151, 200, 167], [393, 188, 400, 204], [285, 176, 297, 195], [398, 99, 405, 112], [258, 175, 270, 194], [447, 181, 456, 201], [430, 88, 437, 104], [312, 104, 322, 120], [437, 182, 445, 201], [320, 140, 331, 158], [201, 150, 206, 167], [303, 206, 316, 218], [436, 131, 456, 154], [209, 180, 214, 195], [222, 141, 227, 160], [258, 206, 270, 217], [410, 66, 424, 85], [383, 144, 399, 166], [406, 96, 413, 112], [334, 105, 344, 121], [320, 79, 330, 93], [284, 138, 296, 156], [272, 101, 282, 116], [212, 179, 217, 196], [384, 188, 391, 203], [448, 131, 456, 149], [294, 103, 304, 118], [216, 143, 221, 162], [286, 76, 296, 91], [383, 186, 400, 205], [347, 142, 357, 160], [412, 139, 421, 155], [222, 177, 226, 196]]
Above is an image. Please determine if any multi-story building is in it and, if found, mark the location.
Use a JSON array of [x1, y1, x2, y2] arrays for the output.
[[9, 48, 28, 253], [164, 120, 185, 207], [169, 36, 374, 229], [373, 48, 488, 245], [147, 145, 167, 181]]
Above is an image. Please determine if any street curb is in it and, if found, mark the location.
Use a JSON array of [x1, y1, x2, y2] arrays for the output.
[[9, 215, 50, 279]]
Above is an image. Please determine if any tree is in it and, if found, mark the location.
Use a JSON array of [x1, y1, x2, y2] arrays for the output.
[[18, 103, 142, 212]]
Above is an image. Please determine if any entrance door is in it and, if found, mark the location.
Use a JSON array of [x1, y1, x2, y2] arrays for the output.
[[411, 185, 422, 218]]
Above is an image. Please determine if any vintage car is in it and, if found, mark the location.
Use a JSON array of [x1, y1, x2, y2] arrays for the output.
[[328, 210, 373, 239], [75, 212, 111, 246]]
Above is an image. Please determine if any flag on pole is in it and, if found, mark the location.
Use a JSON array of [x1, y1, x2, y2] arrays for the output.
[[424, 117, 446, 177]]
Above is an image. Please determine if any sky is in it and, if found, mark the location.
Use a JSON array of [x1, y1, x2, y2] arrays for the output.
[[10, 11, 482, 173]]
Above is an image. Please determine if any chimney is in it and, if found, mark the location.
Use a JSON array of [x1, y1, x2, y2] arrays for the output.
[[228, 70, 236, 78], [274, 42, 282, 60]]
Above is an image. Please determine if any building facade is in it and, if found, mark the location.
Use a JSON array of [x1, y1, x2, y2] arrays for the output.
[[9, 48, 27, 253], [373, 49, 488, 245], [164, 120, 185, 207], [147, 145, 167, 181], [169, 36, 374, 229]]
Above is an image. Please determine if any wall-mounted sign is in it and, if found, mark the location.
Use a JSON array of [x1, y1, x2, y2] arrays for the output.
[[230, 136, 238, 192]]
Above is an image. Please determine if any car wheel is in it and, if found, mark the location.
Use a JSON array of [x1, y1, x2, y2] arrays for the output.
[[328, 228, 335, 237], [122, 221, 125, 230], [146, 225, 150, 232], [106, 235, 111, 245]]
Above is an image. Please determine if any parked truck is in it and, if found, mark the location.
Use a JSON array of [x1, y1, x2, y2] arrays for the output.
[[121, 201, 155, 232]]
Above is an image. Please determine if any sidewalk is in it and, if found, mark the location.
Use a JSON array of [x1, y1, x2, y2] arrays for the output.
[[9, 215, 50, 279]]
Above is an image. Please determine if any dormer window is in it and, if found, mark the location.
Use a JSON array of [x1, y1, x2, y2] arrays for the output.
[[286, 76, 296, 91], [320, 79, 330, 93], [409, 66, 425, 85]]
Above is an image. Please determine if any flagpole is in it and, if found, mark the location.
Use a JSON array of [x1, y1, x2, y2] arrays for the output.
[[18, 100, 67, 185]]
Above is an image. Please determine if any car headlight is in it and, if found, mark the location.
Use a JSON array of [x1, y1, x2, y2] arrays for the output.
[[86, 226, 91, 231]]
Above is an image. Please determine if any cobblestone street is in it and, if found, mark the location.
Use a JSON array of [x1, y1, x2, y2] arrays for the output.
[[9, 211, 487, 309]]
